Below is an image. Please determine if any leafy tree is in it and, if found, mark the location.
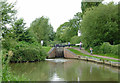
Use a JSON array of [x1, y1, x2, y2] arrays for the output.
[[56, 12, 83, 43], [56, 22, 70, 42], [48, 25, 55, 41], [81, 2, 119, 48], [81, 0, 104, 13], [0, 1, 16, 38], [11, 18, 35, 43], [30, 16, 55, 45], [11, 18, 26, 40]]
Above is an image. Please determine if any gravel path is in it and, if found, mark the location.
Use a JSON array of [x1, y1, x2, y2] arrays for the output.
[[71, 47, 120, 61]]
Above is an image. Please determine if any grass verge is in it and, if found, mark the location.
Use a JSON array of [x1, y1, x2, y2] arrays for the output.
[[85, 49, 119, 59], [42, 46, 52, 52], [68, 48, 120, 62]]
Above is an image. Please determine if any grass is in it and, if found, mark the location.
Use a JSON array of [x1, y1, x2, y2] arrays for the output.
[[95, 53, 119, 59], [68, 48, 120, 62], [42, 46, 52, 52], [85, 49, 119, 59]]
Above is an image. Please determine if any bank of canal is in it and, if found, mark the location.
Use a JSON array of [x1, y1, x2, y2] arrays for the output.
[[9, 58, 119, 81]]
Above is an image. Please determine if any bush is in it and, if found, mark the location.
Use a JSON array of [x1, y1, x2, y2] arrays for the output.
[[10, 41, 47, 62], [70, 36, 81, 44], [2, 38, 17, 51], [93, 42, 119, 56]]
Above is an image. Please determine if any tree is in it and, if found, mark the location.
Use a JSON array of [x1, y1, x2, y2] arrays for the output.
[[11, 18, 35, 43], [12, 18, 26, 40], [48, 24, 55, 41], [30, 16, 55, 45], [81, 0, 104, 13], [56, 12, 83, 43], [81, 2, 119, 48], [0, 0, 16, 38], [56, 22, 72, 42]]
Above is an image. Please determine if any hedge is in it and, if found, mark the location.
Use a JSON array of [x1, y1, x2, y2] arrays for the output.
[[93, 42, 119, 56]]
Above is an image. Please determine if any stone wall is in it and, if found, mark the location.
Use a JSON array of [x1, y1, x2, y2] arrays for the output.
[[48, 47, 64, 58], [48, 47, 56, 58], [64, 48, 78, 59]]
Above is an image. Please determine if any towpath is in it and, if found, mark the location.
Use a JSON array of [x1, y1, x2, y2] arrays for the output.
[[70, 47, 120, 61]]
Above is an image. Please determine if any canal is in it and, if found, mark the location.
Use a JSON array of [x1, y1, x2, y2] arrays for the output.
[[9, 58, 119, 81]]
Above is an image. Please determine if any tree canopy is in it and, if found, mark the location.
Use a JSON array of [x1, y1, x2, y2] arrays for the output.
[[55, 12, 83, 43], [80, 2, 119, 48], [81, 0, 104, 13], [1, 1, 17, 39], [29, 16, 55, 45]]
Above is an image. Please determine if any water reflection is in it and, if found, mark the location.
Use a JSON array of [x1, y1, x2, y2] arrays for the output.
[[9, 58, 119, 81], [50, 73, 64, 81]]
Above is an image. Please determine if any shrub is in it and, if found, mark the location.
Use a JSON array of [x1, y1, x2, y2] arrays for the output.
[[10, 41, 47, 62], [2, 38, 17, 51], [93, 42, 119, 56]]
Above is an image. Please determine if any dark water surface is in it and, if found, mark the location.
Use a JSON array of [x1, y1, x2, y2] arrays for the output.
[[9, 58, 119, 81]]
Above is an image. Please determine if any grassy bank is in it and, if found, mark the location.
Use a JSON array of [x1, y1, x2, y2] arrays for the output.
[[42, 46, 52, 52], [85, 49, 119, 59], [68, 48, 120, 62]]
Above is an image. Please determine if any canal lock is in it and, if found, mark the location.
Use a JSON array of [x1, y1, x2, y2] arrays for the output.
[[48, 47, 64, 58]]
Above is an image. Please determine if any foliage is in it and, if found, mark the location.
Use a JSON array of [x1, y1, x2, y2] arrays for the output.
[[1, 1, 17, 38], [81, 3, 119, 49], [29, 16, 55, 45], [56, 19, 79, 42], [2, 52, 29, 81], [1, 1, 49, 81], [81, 0, 103, 13], [70, 36, 81, 44], [1, 0, 35, 43], [55, 0, 103, 43], [93, 42, 119, 56], [11, 18, 36, 43], [11, 18, 25, 40], [42, 46, 52, 53], [56, 12, 83, 43], [9, 41, 47, 62]]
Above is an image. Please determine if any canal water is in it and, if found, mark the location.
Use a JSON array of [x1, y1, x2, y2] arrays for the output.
[[9, 58, 119, 81]]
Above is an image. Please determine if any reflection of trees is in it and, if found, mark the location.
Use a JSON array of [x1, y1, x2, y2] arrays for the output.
[[55, 60, 118, 81], [9, 61, 53, 81], [9, 59, 118, 81]]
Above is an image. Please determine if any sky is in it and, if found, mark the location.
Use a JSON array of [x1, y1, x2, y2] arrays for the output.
[[7, 0, 119, 32]]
